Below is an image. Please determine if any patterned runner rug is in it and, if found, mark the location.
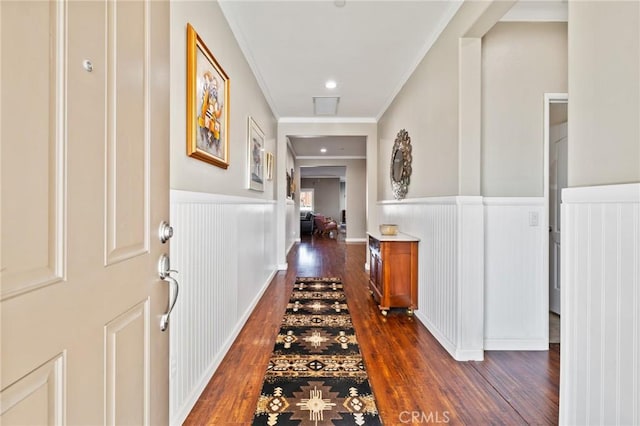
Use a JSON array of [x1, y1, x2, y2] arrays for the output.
[[253, 277, 382, 425]]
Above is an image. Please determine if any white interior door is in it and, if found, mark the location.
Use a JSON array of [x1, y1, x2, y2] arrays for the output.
[[1, 1, 171, 424], [549, 122, 567, 315]]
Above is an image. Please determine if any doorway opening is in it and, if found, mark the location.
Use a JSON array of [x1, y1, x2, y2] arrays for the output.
[[544, 93, 568, 344], [299, 166, 346, 240]]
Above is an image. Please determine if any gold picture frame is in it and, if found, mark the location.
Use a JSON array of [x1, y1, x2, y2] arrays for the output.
[[186, 23, 230, 168], [265, 152, 274, 181]]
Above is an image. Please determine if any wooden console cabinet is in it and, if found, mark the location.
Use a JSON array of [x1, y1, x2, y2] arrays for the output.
[[368, 232, 419, 316]]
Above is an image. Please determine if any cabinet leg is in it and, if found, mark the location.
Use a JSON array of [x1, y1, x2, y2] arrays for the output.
[[407, 308, 414, 316], [381, 309, 388, 316]]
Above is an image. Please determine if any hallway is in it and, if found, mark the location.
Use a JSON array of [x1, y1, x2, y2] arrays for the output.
[[185, 238, 559, 424]]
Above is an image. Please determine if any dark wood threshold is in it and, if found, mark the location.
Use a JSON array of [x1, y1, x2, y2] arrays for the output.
[[184, 236, 559, 425]]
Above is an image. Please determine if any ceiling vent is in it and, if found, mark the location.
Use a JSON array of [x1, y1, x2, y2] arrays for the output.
[[313, 96, 340, 115]]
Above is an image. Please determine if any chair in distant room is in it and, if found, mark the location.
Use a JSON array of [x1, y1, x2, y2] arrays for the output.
[[313, 214, 338, 238], [300, 211, 315, 235]]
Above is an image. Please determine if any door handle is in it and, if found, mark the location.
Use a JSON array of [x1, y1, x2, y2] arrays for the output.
[[158, 253, 179, 332], [160, 274, 179, 332]]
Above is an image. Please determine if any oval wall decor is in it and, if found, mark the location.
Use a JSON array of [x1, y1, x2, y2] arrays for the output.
[[390, 129, 413, 200]]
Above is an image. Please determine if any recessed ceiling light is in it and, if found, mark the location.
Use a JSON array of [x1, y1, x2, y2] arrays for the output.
[[320, 148, 327, 153], [334, 0, 346, 7], [325, 80, 337, 89]]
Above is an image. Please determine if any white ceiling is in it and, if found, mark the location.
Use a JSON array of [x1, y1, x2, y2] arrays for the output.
[[219, 0, 463, 120], [219, 0, 567, 163], [289, 135, 366, 158], [300, 165, 347, 179]]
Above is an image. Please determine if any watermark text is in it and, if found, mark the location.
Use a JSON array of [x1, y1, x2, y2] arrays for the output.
[[399, 410, 451, 424]]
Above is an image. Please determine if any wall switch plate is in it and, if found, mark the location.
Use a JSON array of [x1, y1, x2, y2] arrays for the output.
[[529, 211, 539, 227]]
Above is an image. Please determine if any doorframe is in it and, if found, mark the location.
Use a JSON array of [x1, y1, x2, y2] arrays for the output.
[[543, 93, 568, 324]]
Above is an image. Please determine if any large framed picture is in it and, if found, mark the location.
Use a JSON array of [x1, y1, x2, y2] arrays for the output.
[[186, 23, 230, 168], [247, 116, 265, 191]]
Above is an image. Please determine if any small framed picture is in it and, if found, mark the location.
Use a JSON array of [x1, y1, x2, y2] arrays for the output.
[[247, 116, 265, 191], [265, 152, 274, 181]]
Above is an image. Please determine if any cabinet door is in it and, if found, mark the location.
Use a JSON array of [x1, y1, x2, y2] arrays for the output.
[[374, 254, 383, 297], [369, 252, 382, 303], [383, 242, 414, 307], [369, 251, 376, 285]]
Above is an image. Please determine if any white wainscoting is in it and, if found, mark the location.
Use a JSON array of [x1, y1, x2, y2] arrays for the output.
[[483, 198, 547, 350], [379, 197, 484, 361], [169, 190, 277, 426], [560, 183, 640, 425], [286, 200, 297, 258]]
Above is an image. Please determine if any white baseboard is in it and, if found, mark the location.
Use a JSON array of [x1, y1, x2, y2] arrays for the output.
[[454, 349, 485, 361], [415, 311, 483, 361], [277, 263, 288, 271], [286, 239, 296, 255], [345, 237, 367, 243], [484, 338, 548, 351]]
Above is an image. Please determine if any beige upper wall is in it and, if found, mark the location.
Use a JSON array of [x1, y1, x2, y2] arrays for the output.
[[377, 1, 511, 200], [377, 9, 460, 199], [344, 159, 367, 238], [301, 178, 341, 222], [170, 1, 277, 198], [568, 1, 640, 187], [482, 22, 568, 197]]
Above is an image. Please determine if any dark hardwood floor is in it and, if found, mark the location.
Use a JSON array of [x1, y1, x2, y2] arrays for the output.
[[184, 236, 560, 425]]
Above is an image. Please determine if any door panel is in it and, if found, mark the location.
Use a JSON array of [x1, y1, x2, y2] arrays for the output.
[[106, 0, 149, 264], [105, 301, 149, 426], [1, 1, 170, 425], [0, 355, 65, 424], [0, 0, 66, 300]]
